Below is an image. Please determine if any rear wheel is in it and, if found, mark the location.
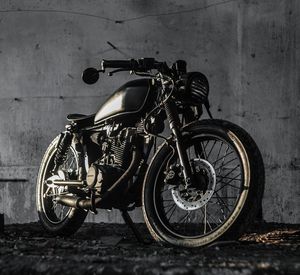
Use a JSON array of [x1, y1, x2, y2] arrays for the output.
[[36, 136, 87, 236], [142, 120, 264, 247]]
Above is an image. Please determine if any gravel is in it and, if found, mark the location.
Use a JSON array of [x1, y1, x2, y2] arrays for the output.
[[0, 222, 299, 275]]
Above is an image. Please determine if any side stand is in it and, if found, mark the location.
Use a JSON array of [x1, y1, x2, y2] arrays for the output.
[[121, 210, 151, 245]]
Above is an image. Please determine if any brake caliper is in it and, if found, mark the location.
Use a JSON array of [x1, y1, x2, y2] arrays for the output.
[[164, 163, 183, 185]]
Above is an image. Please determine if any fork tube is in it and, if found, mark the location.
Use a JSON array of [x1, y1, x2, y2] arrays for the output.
[[164, 100, 192, 186]]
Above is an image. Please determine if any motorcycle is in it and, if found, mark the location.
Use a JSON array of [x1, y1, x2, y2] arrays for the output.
[[36, 58, 264, 247]]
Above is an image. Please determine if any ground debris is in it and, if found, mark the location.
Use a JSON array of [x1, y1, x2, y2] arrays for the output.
[[0, 222, 299, 274], [240, 222, 300, 245]]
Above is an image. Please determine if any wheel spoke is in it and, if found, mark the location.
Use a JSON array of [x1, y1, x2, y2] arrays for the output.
[[163, 201, 176, 208], [164, 203, 176, 216], [200, 141, 208, 159], [59, 205, 65, 220], [178, 211, 192, 224], [216, 175, 242, 181], [215, 193, 232, 213], [167, 204, 177, 221], [161, 188, 171, 194], [215, 182, 241, 193], [203, 140, 210, 151], [210, 196, 238, 199], [203, 204, 207, 234], [215, 141, 223, 163], [215, 157, 238, 171], [217, 165, 240, 182], [215, 166, 241, 193], [206, 140, 217, 160], [212, 150, 234, 166], [216, 172, 242, 186], [200, 205, 221, 228]]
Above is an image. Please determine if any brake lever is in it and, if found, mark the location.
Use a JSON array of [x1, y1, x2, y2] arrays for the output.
[[108, 68, 130, 76]]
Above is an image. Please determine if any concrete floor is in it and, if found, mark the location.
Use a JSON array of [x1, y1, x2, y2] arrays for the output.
[[0, 222, 299, 275]]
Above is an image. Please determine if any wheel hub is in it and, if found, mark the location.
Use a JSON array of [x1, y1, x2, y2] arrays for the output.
[[171, 158, 216, 210]]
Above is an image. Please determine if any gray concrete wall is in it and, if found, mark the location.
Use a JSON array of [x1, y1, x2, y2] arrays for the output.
[[0, 0, 299, 224]]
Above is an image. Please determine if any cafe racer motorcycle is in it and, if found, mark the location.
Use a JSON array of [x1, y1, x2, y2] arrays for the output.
[[36, 58, 264, 247]]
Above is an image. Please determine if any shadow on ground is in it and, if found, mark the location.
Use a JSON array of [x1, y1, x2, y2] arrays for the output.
[[0, 222, 299, 275]]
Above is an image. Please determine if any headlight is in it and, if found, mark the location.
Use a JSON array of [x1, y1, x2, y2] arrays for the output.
[[180, 72, 209, 105]]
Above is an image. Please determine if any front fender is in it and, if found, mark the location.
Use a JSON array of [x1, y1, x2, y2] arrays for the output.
[[144, 119, 228, 184], [144, 119, 237, 185]]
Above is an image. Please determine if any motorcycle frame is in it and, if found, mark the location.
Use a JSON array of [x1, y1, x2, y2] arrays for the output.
[[54, 75, 207, 211]]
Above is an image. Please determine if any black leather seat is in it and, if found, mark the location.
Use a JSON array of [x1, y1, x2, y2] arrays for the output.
[[66, 113, 95, 128]]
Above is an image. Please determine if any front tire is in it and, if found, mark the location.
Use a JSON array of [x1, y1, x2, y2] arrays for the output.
[[142, 119, 264, 247], [36, 135, 87, 236]]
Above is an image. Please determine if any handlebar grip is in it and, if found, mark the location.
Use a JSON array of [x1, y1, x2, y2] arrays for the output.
[[102, 59, 134, 69]]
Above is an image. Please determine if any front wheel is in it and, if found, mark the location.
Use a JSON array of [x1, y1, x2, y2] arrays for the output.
[[142, 119, 264, 247]]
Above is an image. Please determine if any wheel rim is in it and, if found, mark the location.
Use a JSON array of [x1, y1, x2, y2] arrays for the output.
[[153, 133, 247, 239], [40, 145, 78, 224]]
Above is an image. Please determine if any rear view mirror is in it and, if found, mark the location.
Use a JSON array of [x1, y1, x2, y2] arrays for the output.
[[82, 68, 99, 84]]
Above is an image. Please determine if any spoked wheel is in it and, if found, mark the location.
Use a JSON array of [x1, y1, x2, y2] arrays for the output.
[[36, 136, 87, 236], [143, 120, 264, 247], [155, 134, 244, 238]]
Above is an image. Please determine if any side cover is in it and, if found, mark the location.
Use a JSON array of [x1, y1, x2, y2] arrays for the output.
[[95, 79, 152, 123]]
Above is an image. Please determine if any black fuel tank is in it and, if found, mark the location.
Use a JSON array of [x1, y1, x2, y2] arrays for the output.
[[95, 79, 152, 123]]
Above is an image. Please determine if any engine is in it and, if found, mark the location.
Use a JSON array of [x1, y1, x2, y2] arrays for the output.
[[86, 124, 138, 198], [86, 164, 124, 195]]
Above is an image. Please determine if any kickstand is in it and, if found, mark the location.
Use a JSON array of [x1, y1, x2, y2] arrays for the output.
[[121, 210, 151, 245]]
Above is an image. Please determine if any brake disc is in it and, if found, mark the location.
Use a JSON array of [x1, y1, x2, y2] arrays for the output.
[[171, 158, 216, 210]]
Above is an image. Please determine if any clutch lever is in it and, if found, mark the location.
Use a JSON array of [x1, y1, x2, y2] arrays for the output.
[[134, 71, 156, 77]]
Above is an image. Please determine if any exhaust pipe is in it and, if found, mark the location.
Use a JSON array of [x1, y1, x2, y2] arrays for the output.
[[56, 147, 142, 210], [55, 195, 87, 208]]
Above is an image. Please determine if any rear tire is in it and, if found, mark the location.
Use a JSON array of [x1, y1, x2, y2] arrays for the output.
[[142, 119, 264, 247], [36, 135, 87, 236]]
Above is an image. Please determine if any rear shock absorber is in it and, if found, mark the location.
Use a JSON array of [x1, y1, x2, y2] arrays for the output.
[[52, 130, 73, 173]]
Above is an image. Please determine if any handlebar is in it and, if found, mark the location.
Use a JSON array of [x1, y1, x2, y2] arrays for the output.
[[101, 58, 167, 73], [101, 59, 135, 69], [82, 58, 187, 84]]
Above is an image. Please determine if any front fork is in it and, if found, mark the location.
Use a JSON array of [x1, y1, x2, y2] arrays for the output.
[[164, 100, 193, 187]]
